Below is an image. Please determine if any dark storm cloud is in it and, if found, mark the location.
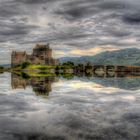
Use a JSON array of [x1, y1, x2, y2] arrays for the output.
[[123, 12, 140, 24], [19, 0, 48, 3], [54, 0, 123, 20], [98, 1, 127, 10], [55, 0, 101, 20], [54, 0, 140, 25], [0, 20, 38, 43], [0, 26, 28, 36], [14, 0, 61, 4]]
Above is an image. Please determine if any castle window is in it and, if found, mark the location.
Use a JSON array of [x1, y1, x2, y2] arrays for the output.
[[40, 56, 44, 60]]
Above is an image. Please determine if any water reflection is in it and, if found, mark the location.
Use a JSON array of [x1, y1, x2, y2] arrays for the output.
[[11, 72, 140, 97], [11, 73, 59, 96], [0, 72, 140, 140]]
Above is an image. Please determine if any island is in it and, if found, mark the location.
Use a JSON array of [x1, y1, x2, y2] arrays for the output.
[[0, 43, 139, 78]]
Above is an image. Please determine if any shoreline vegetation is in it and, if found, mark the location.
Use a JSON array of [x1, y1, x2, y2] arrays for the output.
[[1, 61, 140, 78]]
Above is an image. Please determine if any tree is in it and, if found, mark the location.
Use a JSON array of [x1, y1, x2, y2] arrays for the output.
[[0, 66, 4, 70], [85, 62, 92, 69], [55, 66, 60, 71], [21, 62, 31, 69], [62, 61, 74, 67], [21, 72, 30, 79], [77, 64, 84, 72]]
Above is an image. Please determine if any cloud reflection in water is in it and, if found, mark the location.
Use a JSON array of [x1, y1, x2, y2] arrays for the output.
[[0, 73, 140, 139]]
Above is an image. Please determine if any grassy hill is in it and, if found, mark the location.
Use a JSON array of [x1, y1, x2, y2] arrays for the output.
[[60, 48, 140, 66]]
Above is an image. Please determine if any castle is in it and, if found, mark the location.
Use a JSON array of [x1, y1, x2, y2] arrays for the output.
[[11, 43, 59, 67]]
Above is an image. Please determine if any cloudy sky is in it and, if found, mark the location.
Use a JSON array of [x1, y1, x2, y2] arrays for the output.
[[0, 0, 140, 64]]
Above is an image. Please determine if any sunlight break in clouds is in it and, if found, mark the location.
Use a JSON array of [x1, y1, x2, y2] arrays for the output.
[[69, 46, 119, 56]]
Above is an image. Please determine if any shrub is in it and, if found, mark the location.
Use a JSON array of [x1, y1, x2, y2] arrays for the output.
[[62, 61, 74, 67], [0, 66, 4, 70], [21, 62, 31, 69], [21, 72, 30, 79]]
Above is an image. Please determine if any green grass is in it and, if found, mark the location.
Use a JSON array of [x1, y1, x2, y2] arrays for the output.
[[24, 71, 56, 77], [26, 64, 56, 70], [24, 73, 74, 78], [12, 64, 74, 70], [11, 64, 75, 78], [27, 64, 73, 69]]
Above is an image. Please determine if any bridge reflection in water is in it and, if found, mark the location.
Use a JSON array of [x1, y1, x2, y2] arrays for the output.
[[11, 69, 140, 96], [83, 65, 140, 78]]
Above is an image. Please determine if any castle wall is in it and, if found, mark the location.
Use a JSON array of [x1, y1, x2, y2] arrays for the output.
[[45, 49, 52, 58], [11, 51, 27, 67]]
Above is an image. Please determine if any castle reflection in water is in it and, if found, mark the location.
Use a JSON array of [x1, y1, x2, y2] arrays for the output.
[[11, 70, 140, 96], [11, 73, 59, 96]]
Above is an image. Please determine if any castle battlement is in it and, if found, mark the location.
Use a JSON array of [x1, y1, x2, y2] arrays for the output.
[[35, 43, 50, 49]]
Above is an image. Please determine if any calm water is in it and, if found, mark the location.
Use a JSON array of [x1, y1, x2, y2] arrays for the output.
[[0, 72, 140, 140]]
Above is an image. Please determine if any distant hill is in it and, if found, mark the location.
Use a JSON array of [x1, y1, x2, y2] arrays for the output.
[[1, 64, 11, 68], [60, 48, 140, 66]]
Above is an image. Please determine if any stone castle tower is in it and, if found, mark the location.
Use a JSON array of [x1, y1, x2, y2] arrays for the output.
[[11, 43, 59, 67]]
